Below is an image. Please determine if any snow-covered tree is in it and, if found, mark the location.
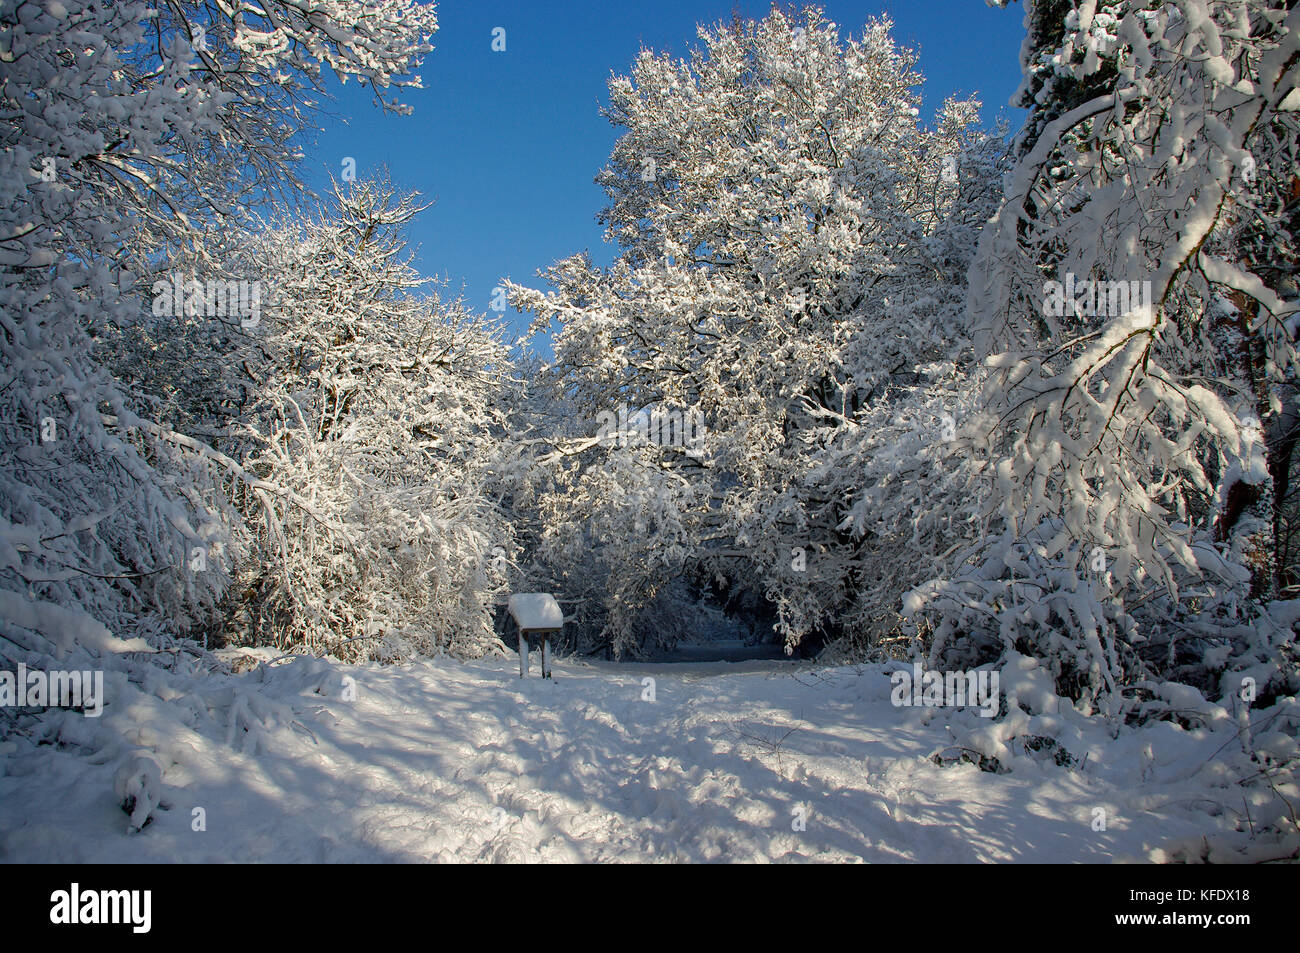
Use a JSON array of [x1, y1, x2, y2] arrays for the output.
[[233, 180, 515, 660], [925, 0, 1300, 710], [0, 0, 438, 665], [0, 0, 442, 830], [506, 6, 1007, 655]]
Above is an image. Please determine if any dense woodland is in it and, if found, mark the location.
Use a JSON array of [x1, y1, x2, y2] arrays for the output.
[[2, 0, 1299, 858]]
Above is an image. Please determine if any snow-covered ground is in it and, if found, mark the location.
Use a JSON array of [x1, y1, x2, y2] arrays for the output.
[[1, 652, 1296, 863]]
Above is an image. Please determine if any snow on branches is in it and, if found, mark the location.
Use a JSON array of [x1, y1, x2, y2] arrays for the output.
[[923, 0, 1300, 709], [505, 8, 1008, 655], [231, 180, 515, 660]]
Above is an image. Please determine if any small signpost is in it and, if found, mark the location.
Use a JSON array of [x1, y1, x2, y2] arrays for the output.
[[508, 593, 563, 679]]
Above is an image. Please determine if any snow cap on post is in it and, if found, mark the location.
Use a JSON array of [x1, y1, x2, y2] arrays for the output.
[[507, 593, 564, 632]]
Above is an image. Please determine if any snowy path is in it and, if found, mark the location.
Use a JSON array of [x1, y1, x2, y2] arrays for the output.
[[0, 655, 1255, 862]]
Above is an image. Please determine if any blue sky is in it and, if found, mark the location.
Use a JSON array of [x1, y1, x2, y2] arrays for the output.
[[301, 1, 1028, 344]]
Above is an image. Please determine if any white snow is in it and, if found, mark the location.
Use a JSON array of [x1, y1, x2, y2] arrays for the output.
[[508, 593, 564, 632], [1, 0, 1297, 869], [2, 654, 1293, 863]]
